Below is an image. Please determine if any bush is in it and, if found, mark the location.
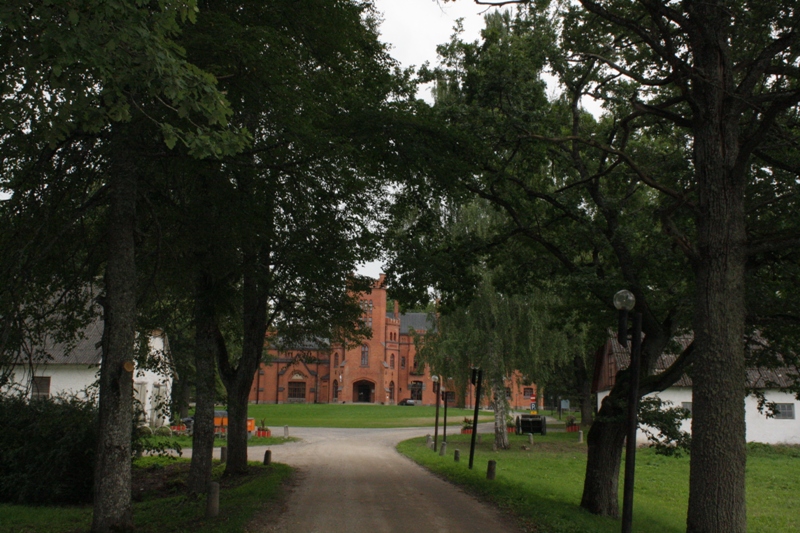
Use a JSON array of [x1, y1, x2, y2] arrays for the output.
[[0, 393, 98, 505], [153, 426, 172, 437]]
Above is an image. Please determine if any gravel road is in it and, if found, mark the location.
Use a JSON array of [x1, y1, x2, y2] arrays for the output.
[[233, 425, 524, 533]]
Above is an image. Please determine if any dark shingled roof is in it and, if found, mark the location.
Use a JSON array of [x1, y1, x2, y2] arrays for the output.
[[607, 331, 797, 389], [399, 313, 433, 335], [23, 315, 103, 366]]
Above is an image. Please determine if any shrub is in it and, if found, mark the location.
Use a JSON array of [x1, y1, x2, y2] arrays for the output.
[[0, 393, 98, 505], [153, 426, 172, 437]]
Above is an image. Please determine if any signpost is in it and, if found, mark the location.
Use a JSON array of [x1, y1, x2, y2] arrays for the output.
[[468, 367, 482, 470]]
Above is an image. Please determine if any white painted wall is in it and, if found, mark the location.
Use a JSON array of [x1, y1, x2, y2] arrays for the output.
[[5, 334, 172, 427], [597, 388, 800, 445], [6, 364, 99, 400]]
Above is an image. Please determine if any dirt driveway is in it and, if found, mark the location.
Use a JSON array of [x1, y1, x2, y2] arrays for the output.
[[238, 426, 524, 533]]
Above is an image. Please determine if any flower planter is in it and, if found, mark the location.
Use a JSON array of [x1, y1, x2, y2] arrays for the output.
[[461, 428, 473, 434], [507, 426, 516, 433], [566, 425, 579, 432], [256, 429, 271, 438]]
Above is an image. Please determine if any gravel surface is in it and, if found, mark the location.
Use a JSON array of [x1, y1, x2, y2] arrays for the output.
[[234, 425, 525, 533]]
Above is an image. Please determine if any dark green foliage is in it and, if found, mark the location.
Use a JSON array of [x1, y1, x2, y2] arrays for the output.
[[638, 396, 692, 457], [0, 394, 97, 505]]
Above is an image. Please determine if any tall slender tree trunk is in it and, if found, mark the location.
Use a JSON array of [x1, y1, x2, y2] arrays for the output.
[[685, 6, 747, 531], [92, 168, 136, 533], [574, 355, 594, 427], [580, 390, 626, 517], [491, 381, 510, 450], [222, 252, 267, 475], [187, 274, 219, 495]]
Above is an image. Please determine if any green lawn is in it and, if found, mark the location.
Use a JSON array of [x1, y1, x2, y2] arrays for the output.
[[143, 434, 298, 451], [241, 403, 492, 428], [0, 457, 293, 533], [398, 433, 800, 533]]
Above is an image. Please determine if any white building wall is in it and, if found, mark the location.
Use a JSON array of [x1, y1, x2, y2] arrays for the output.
[[5, 334, 172, 427], [6, 364, 99, 399], [597, 388, 800, 445]]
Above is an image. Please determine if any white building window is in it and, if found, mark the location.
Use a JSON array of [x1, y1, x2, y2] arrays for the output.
[[31, 376, 50, 400], [773, 403, 795, 420], [682, 402, 693, 418]]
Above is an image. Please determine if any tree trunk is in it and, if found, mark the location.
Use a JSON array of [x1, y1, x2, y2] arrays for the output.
[[221, 254, 267, 475], [580, 388, 627, 517], [574, 355, 594, 427], [685, 7, 747, 531], [223, 372, 255, 474], [187, 274, 219, 495], [491, 381, 510, 450], [92, 168, 136, 533]]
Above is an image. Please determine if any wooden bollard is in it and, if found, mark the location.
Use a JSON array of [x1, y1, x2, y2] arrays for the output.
[[439, 441, 447, 456], [220, 446, 227, 463], [477, 434, 482, 444], [528, 433, 534, 445], [206, 482, 220, 517], [263, 450, 271, 465], [284, 425, 289, 438], [426, 435, 433, 448], [454, 449, 460, 462], [487, 460, 497, 480], [578, 430, 584, 444]]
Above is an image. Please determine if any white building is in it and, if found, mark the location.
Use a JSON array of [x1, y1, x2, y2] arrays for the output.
[[593, 333, 800, 445], [5, 316, 172, 427]]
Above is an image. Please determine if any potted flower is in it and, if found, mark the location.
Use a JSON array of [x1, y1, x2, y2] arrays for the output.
[[565, 415, 579, 432], [460, 417, 474, 434], [257, 419, 271, 438], [506, 415, 516, 434]]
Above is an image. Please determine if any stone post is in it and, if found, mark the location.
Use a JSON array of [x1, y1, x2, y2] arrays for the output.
[[206, 482, 220, 517], [487, 460, 496, 480]]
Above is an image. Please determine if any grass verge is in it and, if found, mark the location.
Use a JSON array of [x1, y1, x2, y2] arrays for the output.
[[0, 457, 293, 533], [398, 433, 800, 533], [243, 403, 493, 428], [143, 435, 299, 453]]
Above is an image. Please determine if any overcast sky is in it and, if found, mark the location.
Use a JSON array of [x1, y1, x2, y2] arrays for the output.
[[374, 0, 492, 73], [357, 0, 499, 278]]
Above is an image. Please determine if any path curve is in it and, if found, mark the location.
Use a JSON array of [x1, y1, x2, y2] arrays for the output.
[[235, 425, 524, 533]]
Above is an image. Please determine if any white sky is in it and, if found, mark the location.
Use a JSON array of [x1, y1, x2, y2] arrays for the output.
[[358, 0, 497, 278], [374, 0, 492, 73]]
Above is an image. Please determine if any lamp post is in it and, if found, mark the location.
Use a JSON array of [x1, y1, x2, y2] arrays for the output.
[[615, 289, 641, 533], [442, 380, 449, 443], [468, 367, 482, 469], [432, 375, 441, 452]]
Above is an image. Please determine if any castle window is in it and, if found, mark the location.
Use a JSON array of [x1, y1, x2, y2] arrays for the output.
[[334, 353, 339, 368], [288, 382, 306, 400], [523, 387, 533, 398], [401, 356, 406, 368], [390, 354, 395, 369], [361, 345, 369, 367], [333, 380, 339, 400]]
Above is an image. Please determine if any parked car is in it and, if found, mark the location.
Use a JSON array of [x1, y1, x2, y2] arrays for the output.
[[398, 398, 416, 406]]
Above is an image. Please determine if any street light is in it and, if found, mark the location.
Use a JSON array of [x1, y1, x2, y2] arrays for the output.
[[432, 375, 441, 452], [615, 289, 642, 533], [442, 379, 449, 444]]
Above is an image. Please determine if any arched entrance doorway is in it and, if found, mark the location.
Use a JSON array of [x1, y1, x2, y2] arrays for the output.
[[353, 380, 374, 403]]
